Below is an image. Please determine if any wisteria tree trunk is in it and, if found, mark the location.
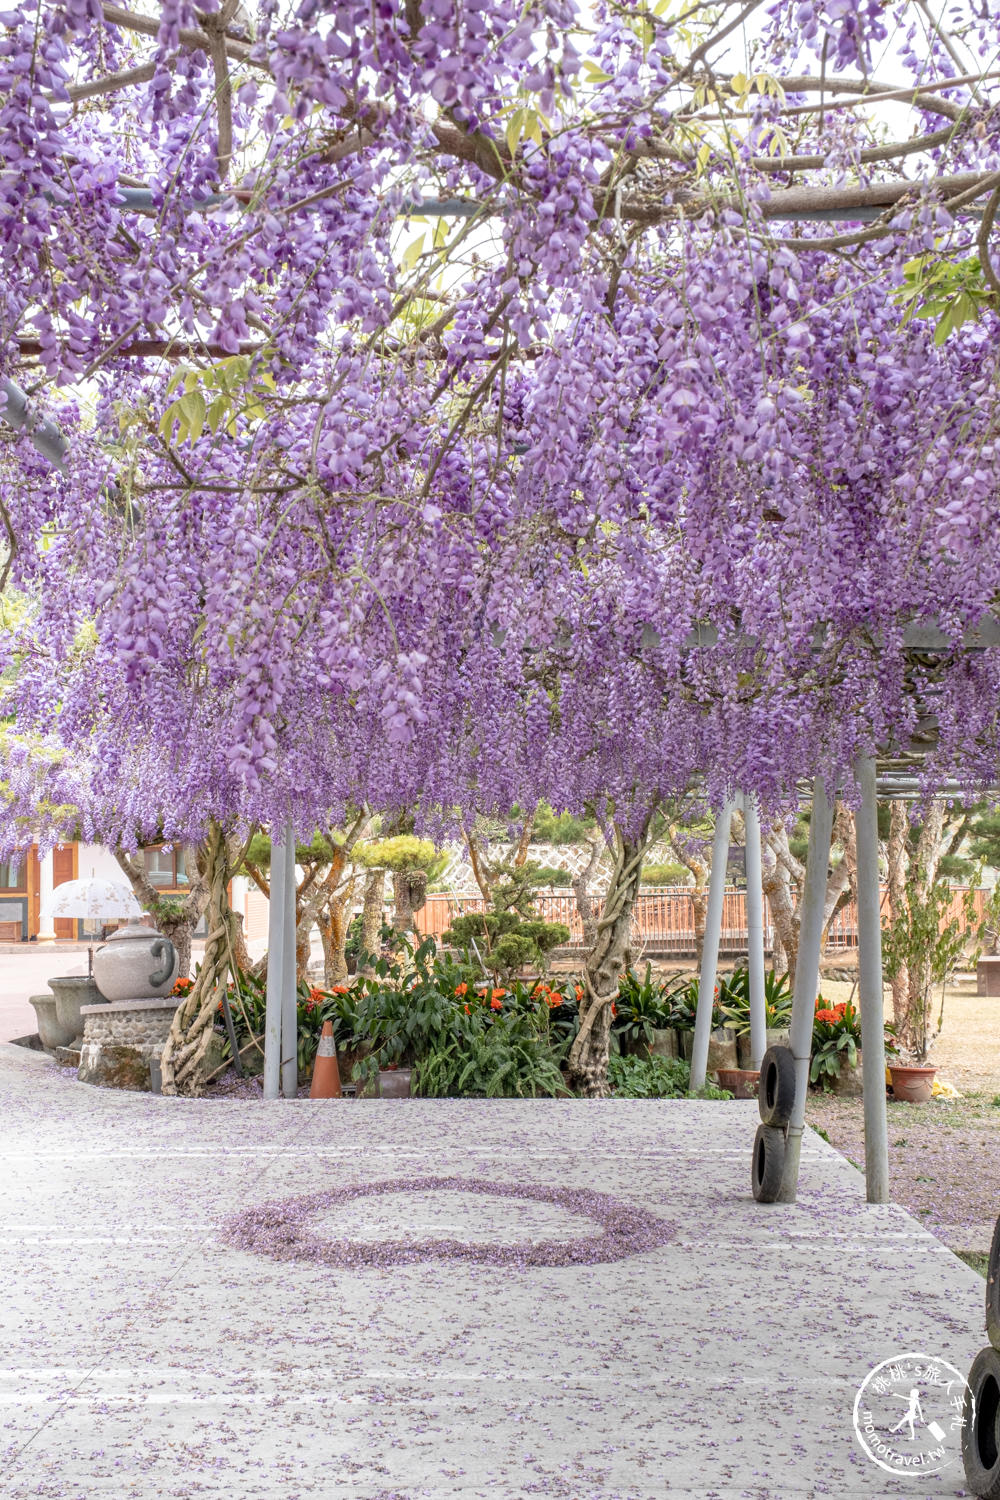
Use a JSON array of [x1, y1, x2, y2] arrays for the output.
[[761, 832, 798, 979], [571, 837, 603, 950], [568, 825, 648, 1097], [319, 875, 355, 985], [391, 868, 427, 935], [667, 825, 709, 963], [160, 821, 241, 1096], [358, 869, 384, 974]]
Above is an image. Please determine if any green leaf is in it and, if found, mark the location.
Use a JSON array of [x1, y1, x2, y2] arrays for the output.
[[505, 107, 526, 156], [400, 233, 425, 272], [206, 395, 229, 435], [178, 389, 206, 444]]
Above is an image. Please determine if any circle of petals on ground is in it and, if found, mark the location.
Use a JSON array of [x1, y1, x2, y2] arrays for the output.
[[222, 1174, 674, 1270]]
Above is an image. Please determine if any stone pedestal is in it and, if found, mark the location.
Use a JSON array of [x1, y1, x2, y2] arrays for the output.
[[78, 998, 177, 1091], [977, 956, 1000, 996]]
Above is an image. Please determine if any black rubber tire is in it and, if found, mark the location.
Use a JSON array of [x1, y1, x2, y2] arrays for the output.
[[988, 1216, 1000, 1351], [963, 1346, 1000, 1498], [752, 1123, 786, 1202], [758, 1045, 796, 1127]]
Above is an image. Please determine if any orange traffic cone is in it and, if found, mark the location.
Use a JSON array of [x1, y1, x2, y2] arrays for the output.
[[310, 1021, 342, 1099]]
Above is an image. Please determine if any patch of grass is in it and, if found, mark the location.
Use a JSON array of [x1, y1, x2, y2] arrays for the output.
[[955, 1250, 989, 1278], [810, 1125, 830, 1143]]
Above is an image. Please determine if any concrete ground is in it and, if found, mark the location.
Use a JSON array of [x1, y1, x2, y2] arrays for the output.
[[0, 1044, 989, 1499]]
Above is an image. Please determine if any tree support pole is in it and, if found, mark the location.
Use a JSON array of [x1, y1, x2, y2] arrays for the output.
[[263, 826, 287, 1100], [743, 793, 768, 1070], [280, 827, 298, 1098], [855, 754, 890, 1203], [690, 799, 735, 1092], [778, 777, 834, 1202]]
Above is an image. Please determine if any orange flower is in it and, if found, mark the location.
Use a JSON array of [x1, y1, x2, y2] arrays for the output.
[[491, 988, 505, 1000], [454, 983, 468, 997], [490, 996, 503, 1011], [331, 985, 348, 995], [611, 1003, 618, 1017], [546, 992, 560, 1008], [574, 984, 583, 1001]]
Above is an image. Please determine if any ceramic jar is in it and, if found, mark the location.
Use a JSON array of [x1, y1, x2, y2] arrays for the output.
[[93, 921, 179, 1003]]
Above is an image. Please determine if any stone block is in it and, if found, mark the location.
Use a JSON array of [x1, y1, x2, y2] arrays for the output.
[[78, 1042, 155, 1091], [977, 956, 1000, 996], [707, 1027, 738, 1075]]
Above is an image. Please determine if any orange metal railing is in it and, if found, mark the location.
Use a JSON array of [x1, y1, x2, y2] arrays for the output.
[[415, 885, 988, 958]]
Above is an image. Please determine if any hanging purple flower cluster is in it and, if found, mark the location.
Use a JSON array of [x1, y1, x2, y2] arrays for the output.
[[0, 1, 999, 850]]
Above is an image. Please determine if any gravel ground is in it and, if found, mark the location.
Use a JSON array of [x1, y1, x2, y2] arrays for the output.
[[806, 968, 1000, 1253]]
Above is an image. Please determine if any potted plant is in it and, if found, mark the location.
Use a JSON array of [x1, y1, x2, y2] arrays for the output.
[[614, 964, 676, 1058], [349, 934, 461, 1097], [810, 997, 863, 1095], [719, 968, 792, 1067], [666, 975, 733, 1063], [881, 878, 977, 1102]]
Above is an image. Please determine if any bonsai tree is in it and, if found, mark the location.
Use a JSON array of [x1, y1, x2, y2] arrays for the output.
[[354, 834, 443, 938], [442, 862, 569, 987]]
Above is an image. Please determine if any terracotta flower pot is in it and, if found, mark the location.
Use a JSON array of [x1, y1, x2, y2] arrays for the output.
[[889, 1063, 937, 1103], [715, 1067, 759, 1099]]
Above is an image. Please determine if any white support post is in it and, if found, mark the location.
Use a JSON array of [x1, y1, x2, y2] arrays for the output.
[[280, 828, 298, 1099], [855, 755, 890, 1204], [689, 799, 735, 1092], [743, 795, 767, 1070], [37, 849, 57, 944], [778, 776, 835, 1202], [263, 826, 287, 1101]]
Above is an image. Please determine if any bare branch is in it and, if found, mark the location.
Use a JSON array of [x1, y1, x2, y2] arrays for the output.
[[978, 181, 1000, 296], [66, 60, 157, 102], [101, 3, 261, 67]]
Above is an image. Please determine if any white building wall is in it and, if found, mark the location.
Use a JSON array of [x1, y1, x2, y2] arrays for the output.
[[76, 844, 130, 884]]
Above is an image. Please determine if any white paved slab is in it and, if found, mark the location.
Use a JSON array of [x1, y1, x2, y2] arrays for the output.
[[0, 1042, 987, 1498]]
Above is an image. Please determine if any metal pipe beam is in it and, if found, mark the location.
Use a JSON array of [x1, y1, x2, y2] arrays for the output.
[[262, 826, 286, 1100], [280, 827, 298, 1098], [743, 794, 767, 1071], [1, 378, 69, 471], [777, 776, 834, 1202], [855, 755, 890, 1203], [689, 799, 734, 1092]]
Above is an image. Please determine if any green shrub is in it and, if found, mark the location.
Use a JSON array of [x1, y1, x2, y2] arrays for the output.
[[415, 1012, 570, 1097], [607, 1054, 691, 1098], [639, 862, 690, 885]]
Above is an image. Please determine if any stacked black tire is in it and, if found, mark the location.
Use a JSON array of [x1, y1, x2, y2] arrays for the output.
[[751, 1045, 796, 1202], [964, 1217, 1000, 1497]]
